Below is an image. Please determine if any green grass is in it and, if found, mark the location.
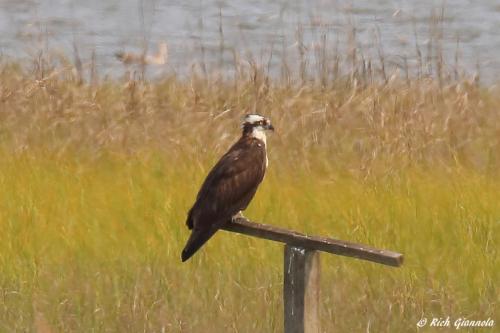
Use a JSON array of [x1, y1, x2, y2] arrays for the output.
[[0, 151, 498, 332]]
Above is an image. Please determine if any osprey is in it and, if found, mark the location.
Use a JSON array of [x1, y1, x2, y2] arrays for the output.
[[181, 114, 274, 262]]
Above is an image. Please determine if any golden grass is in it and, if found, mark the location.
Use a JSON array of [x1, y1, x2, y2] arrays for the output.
[[0, 60, 499, 331]]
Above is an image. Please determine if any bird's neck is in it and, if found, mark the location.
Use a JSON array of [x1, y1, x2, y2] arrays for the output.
[[243, 127, 267, 146]]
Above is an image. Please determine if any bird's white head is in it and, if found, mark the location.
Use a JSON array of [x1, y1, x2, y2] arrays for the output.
[[242, 114, 274, 144]]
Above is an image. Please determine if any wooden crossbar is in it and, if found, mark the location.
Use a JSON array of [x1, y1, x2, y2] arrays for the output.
[[221, 217, 403, 267]]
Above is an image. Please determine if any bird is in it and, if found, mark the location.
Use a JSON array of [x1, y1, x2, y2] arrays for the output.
[[115, 41, 168, 66], [181, 114, 275, 262]]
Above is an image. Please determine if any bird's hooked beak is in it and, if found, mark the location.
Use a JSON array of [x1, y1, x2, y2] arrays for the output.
[[267, 123, 275, 131]]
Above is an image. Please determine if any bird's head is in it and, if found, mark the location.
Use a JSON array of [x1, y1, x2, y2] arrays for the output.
[[242, 114, 274, 136]]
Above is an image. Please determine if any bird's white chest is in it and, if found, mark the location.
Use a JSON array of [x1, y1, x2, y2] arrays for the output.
[[255, 142, 269, 168], [251, 127, 269, 168]]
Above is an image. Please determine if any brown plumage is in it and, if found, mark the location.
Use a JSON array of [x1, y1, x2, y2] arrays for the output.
[[181, 115, 274, 262]]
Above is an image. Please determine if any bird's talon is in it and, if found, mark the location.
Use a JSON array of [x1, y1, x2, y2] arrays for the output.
[[232, 211, 245, 221]]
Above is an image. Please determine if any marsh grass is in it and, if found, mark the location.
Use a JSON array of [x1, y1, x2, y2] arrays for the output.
[[0, 152, 498, 332], [0, 15, 499, 331]]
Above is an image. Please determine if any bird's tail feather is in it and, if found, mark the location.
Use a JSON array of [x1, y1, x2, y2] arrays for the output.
[[186, 209, 194, 230], [181, 226, 219, 262]]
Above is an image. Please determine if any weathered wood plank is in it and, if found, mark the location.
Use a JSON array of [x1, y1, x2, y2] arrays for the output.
[[284, 246, 320, 333], [221, 217, 403, 267]]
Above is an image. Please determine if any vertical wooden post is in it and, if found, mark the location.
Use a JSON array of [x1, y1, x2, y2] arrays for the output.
[[284, 245, 320, 333]]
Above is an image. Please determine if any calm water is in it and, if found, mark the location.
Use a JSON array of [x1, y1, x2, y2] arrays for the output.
[[0, 0, 499, 82]]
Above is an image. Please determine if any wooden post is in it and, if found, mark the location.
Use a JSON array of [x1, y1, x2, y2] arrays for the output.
[[219, 217, 404, 332], [284, 246, 320, 333]]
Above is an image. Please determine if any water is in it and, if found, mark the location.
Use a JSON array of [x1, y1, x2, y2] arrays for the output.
[[0, 0, 499, 82]]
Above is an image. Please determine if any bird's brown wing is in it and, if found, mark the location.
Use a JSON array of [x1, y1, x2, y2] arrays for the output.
[[182, 138, 266, 261]]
